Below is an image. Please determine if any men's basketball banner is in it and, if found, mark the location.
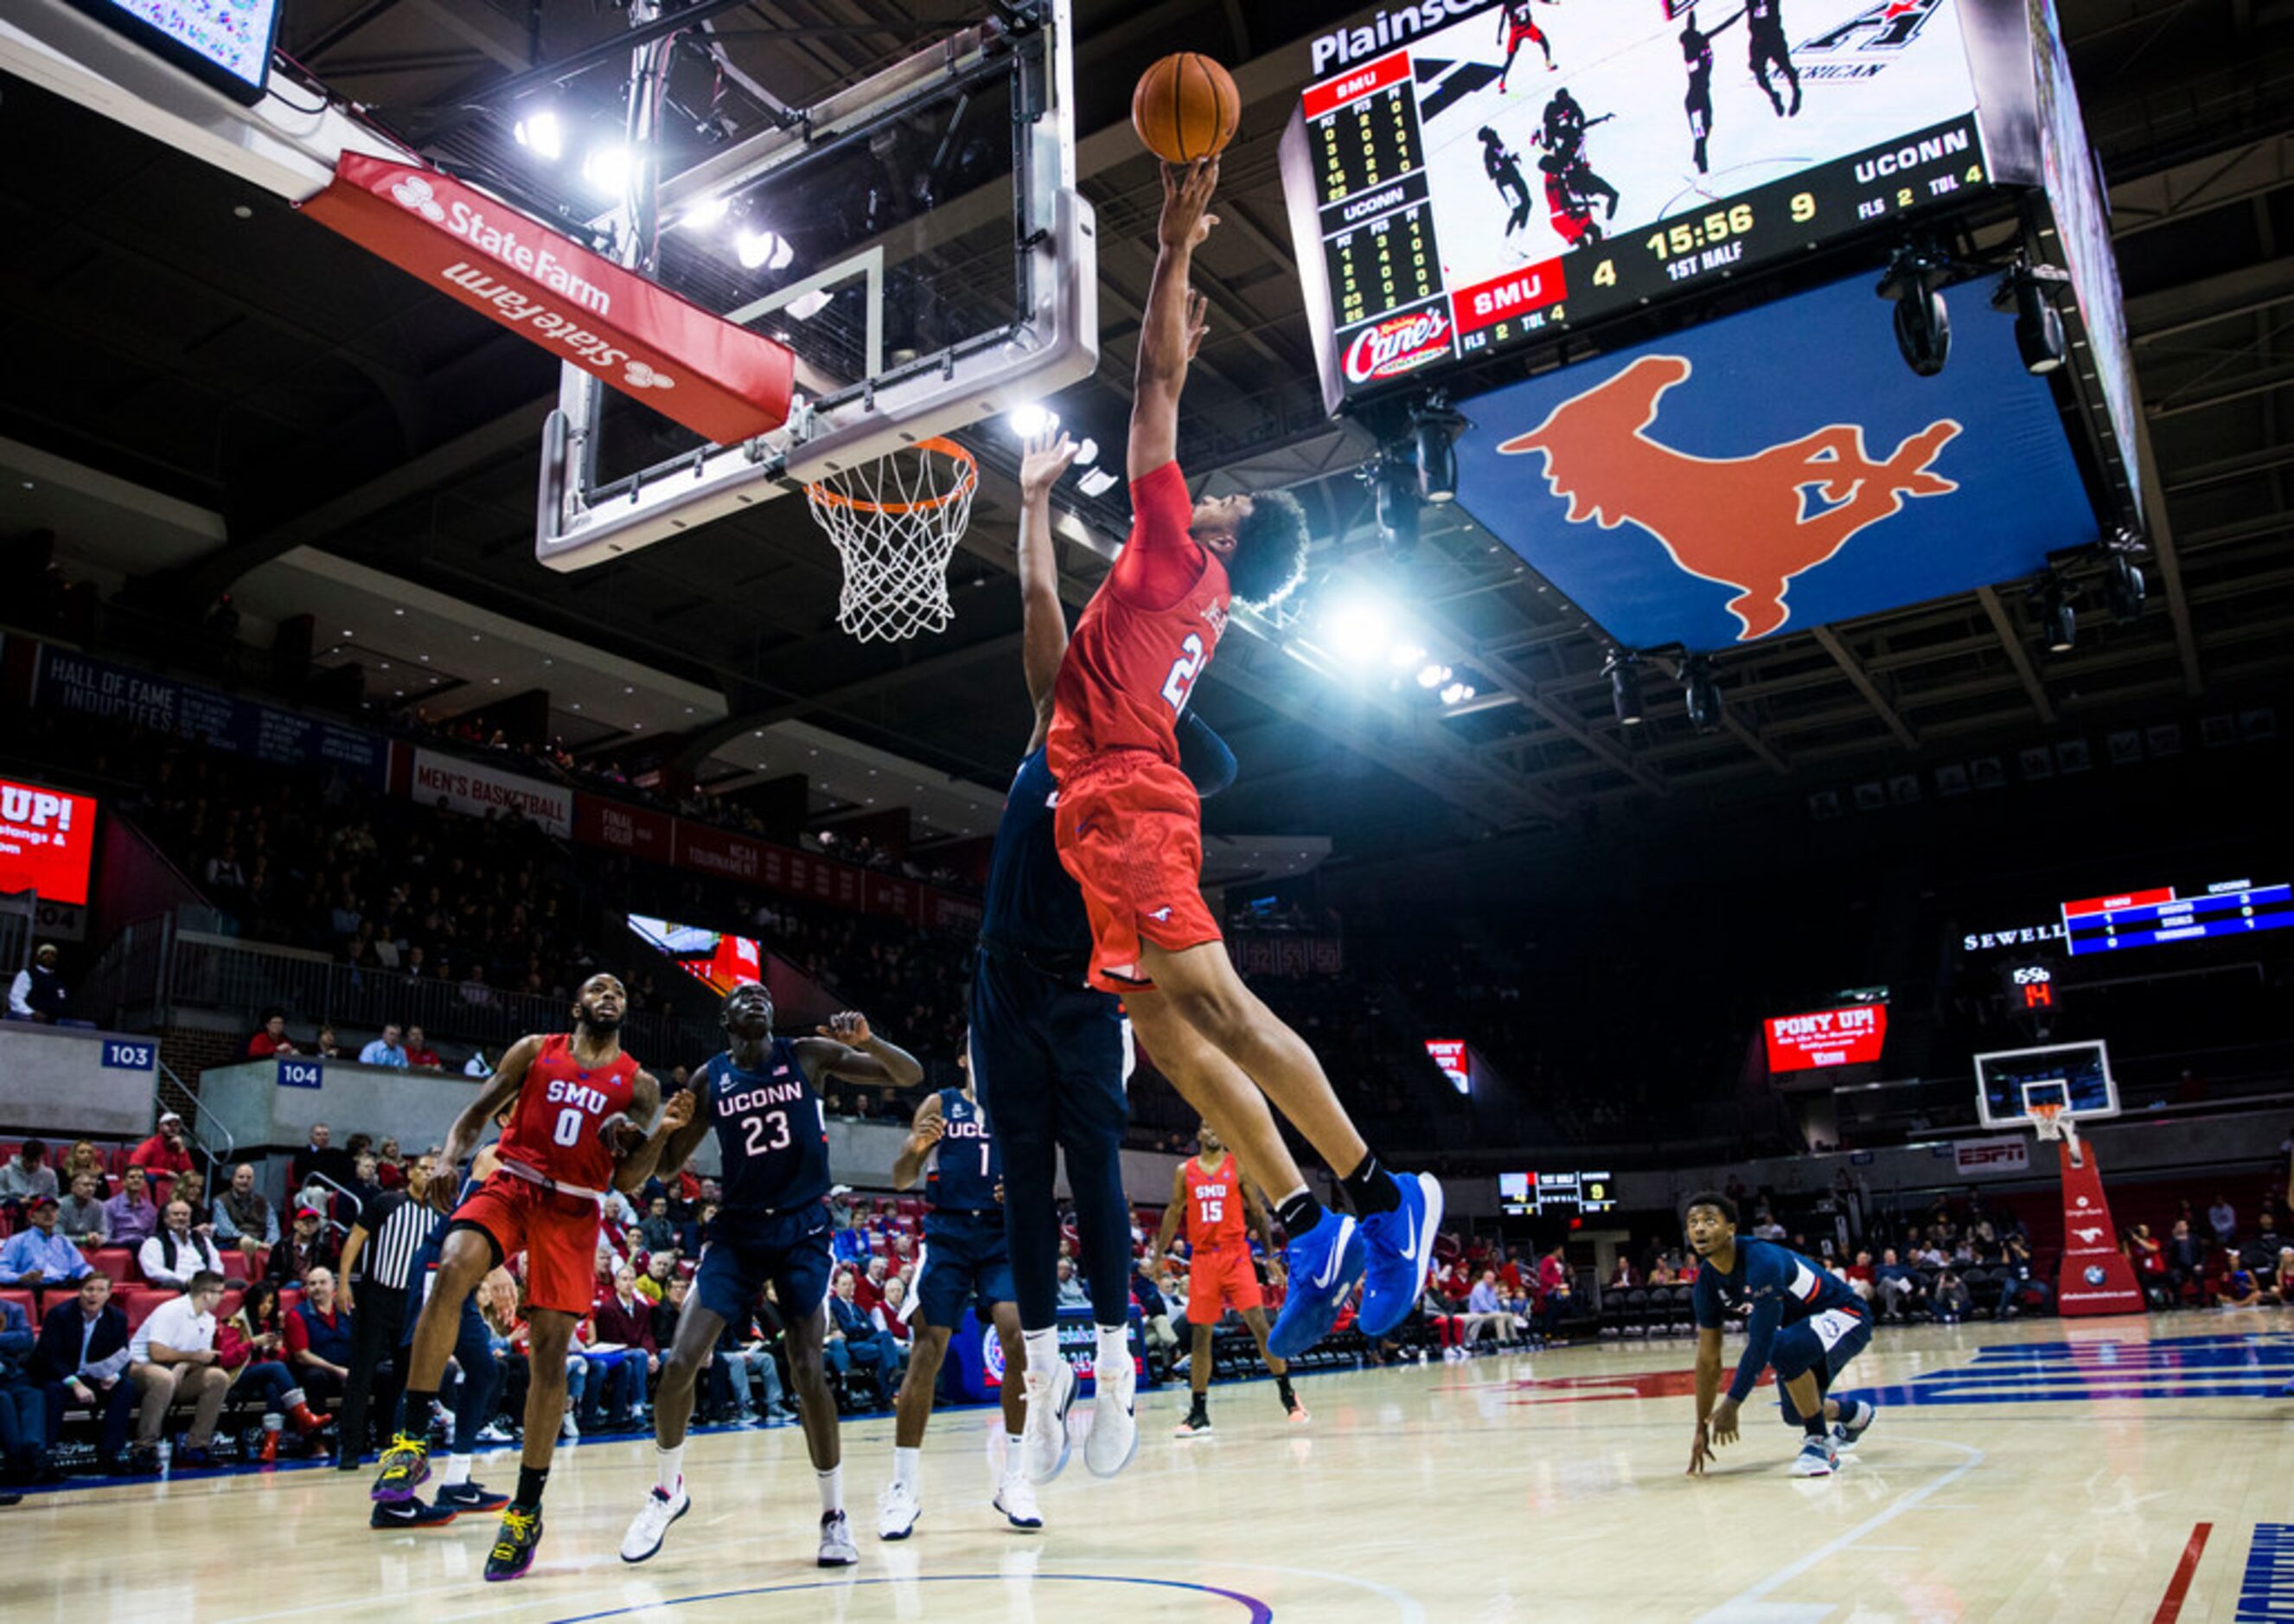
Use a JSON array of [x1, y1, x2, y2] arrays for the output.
[[299, 155, 796, 445], [406, 749, 572, 838], [1952, 1135, 2029, 1175]]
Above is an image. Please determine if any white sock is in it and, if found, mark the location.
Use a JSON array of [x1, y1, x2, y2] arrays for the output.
[[1003, 1434, 1026, 1479], [892, 1446, 920, 1492], [817, 1464, 843, 1515], [655, 1442, 685, 1495], [1023, 1327, 1061, 1378], [1095, 1325, 1133, 1380], [443, 1454, 472, 1487]]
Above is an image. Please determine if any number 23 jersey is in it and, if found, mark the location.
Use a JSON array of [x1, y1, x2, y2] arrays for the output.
[[1046, 461, 1230, 781], [705, 1040, 832, 1216]]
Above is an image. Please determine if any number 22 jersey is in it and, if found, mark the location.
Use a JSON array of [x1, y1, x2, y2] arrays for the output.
[[705, 1039, 832, 1217]]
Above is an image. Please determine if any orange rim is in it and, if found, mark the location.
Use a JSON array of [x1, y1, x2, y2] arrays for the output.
[[806, 436, 978, 515]]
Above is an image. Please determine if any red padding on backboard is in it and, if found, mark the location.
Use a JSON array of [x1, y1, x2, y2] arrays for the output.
[[300, 154, 794, 446]]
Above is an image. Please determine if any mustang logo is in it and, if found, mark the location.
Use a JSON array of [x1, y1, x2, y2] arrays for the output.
[[1498, 355, 1962, 641]]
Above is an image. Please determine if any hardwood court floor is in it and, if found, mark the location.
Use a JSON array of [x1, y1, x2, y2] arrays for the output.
[[9, 1312, 2288, 1621]]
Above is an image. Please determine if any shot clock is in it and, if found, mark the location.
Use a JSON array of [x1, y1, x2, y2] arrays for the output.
[[1280, 0, 1992, 412]]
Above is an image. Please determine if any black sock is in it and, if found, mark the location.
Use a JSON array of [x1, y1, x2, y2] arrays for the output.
[[1802, 1413, 1828, 1440], [400, 1391, 438, 1435], [515, 1464, 549, 1508], [1276, 1374, 1294, 1402], [1188, 1391, 1209, 1415], [1276, 1191, 1324, 1237], [1342, 1154, 1399, 1217]]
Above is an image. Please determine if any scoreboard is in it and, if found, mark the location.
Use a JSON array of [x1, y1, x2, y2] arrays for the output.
[[1281, 0, 1992, 412], [1499, 1170, 1617, 1217], [2060, 879, 2294, 956]]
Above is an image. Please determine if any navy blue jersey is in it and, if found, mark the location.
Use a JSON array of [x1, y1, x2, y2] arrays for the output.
[[706, 1040, 831, 1217], [926, 1086, 999, 1212], [403, 1174, 483, 1347], [1693, 1239, 1869, 1402], [981, 716, 1235, 956]]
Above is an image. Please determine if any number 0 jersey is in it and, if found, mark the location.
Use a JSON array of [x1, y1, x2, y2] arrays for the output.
[[706, 1040, 831, 1218], [925, 1087, 999, 1212], [496, 1033, 641, 1196], [1046, 461, 1230, 782]]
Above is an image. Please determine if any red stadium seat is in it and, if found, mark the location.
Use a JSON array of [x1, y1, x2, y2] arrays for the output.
[[82, 1246, 137, 1283], [216, 1288, 244, 1324], [1, 1287, 35, 1324], [120, 1287, 176, 1332]]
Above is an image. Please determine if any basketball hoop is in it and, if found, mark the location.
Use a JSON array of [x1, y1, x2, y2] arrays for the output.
[[805, 437, 977, 643], [2031, 1102, 2083, 1166]]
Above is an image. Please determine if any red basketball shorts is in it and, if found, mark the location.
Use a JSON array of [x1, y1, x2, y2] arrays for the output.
[[452, 1173, 602, 1316], [1052, 750, 1221, 994], [1187, 1246, 1262, 1321]]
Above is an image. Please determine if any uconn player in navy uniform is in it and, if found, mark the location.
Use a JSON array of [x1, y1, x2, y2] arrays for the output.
[[981, 422, 1250, 1490], [875, 1055, 1036, 1538], [618, 983, 923, 1567], [1684, 1192, 1877, 1478]]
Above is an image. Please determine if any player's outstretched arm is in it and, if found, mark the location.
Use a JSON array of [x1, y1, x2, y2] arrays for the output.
[[1128, 158, 1217, 476], [1016, 423, 1083, 753], [1689, 1326, 1724, 1474], [1147, 1161, 1188, 1273], [610, 1074, 696, 1193], [1243, 1178, 1282, 1282], [436, 1034, 543, 1212], [796, 1010, 926, 1090], [891, 1093, 946, 1192]]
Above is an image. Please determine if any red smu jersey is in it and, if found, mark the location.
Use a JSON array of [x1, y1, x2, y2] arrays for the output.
[[1046, 461, 1230, 781], [1183, 1154, 1248, 1250], [497, 1033, 641, 1196]]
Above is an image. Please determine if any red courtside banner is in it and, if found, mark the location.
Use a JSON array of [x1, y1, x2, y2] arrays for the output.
[[298, 155, 796, 445]]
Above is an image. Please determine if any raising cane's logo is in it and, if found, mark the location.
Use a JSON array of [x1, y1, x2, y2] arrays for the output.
[[1344, 305, 1454, 384]]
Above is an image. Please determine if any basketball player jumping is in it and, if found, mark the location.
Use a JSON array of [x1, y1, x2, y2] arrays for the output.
[[1494, 0, 1556, 88], [1479, 126, 1536, 239], [1745, 0, 1803, 118], [1683, 1192, 1877, 1479], [1045, 156, 1442, 1365], [982, 418, 1240, 1493], [1680, 9, 1744, 174], [618, 982, 923, 1568], [1152, 1121, 1305, 1437], [874, 1050, 1038, 1538], [371, 973, 682, 1582]]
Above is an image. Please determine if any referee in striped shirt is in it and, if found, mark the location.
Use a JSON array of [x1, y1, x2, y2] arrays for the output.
[[337, 1167, 434, 1467]]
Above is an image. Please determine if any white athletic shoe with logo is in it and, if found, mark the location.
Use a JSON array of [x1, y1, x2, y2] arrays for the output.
[[994, 1469, 1044, 1531], [876, 1479, 921, 1540], [1084, 1352, 1138, 1479], [618, 1483, 689, 1563], [1020, 1362, 1077, 1485], [817, 1510, 859, 1566], [1788, 1436, 1838, 1478]]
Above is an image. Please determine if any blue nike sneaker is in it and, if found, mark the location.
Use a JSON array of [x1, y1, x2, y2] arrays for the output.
[[1268, 1207, 1364, 1360], [1356, 1172, 1444, 1341]]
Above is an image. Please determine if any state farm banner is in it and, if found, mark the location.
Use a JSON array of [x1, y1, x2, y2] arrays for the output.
[[572, 796, 674, 864], [1953, 1135, 2030, 1176], [409, 749, 572, 837], [299, 155, 796, 446]]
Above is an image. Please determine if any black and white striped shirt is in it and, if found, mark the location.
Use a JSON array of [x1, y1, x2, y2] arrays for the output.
[[352, 1190, 431, 1292]]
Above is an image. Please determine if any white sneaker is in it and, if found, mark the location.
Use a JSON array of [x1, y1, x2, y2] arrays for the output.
[[1084, 1353, 1137, 1479], [475, 1422, 511, 1444], [1789, 1436, 1838, 1478], [817, 1509, 859, 1566], [876, 1478, 921, 1541], [618, 1483, 689, 1563], [994, 1471, 1043, 1531], [559, 1413, 580, 1442], [1019, 1362, 1077, 1485]]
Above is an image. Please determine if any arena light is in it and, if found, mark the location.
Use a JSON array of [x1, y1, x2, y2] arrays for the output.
[[1606, 650, 1645, 726], [2106, 550, 2146, 623], [1323, 598, 1391, 665], [1006, 403, 1052, 438], [681, 194, 732, 230], [1073, 437, 1099, 466], [1077, 467, 1119, 497], [1683, 655, 1722, 732], [1387, 642, 1427, 670], [1439, 681, 1477, 706], [2012, 270, 2066, 374], [734, 228, 793, 272], [1416, 662, 1452, 689], [514, 108, 563, 161], [786, 288, 832, 320], [1411, 393, 1466, 503], [580, 143, 635, 199], [2040, 572, 2077, 653]]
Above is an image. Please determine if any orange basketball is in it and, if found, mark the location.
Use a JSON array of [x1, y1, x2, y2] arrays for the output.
[[1133, 53, 1241, 165]]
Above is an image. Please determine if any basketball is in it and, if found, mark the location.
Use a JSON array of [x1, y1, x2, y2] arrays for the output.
[[1133, 53, 1240, 165]]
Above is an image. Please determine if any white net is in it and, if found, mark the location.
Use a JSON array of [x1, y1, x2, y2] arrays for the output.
[[2031, 1103, 2083, 1164], [805, 437, 978, 643]]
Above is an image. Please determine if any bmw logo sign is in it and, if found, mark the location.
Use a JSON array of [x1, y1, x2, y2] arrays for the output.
[[2084, 1264, 2107, 1286]]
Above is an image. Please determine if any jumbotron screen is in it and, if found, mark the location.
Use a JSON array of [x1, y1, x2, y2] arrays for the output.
[[65, 0, 284, 104], [0, 777, 98, 907], [624, 914, 763, 995], [1499, 1170, 1616, 1217], [1764, 1002, 1887, 1071], [2058, 879, 2293, 956], [1280, 0, 1990, 409]]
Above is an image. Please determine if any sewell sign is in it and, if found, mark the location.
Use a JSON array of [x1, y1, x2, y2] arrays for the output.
[[1764, 1004, 1888, 1072], [299, 156, 796, 446], [0, 777, 98, 906]]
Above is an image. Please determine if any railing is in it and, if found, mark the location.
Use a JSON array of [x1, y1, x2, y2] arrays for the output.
[[77, 914, 720, 1064], [157, 1055, 234, 1193]]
